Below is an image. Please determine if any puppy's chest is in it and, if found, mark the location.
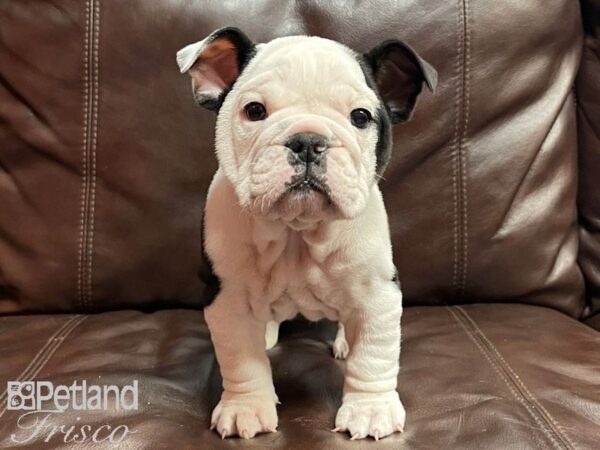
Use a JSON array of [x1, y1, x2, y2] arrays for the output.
[[252, 231, 342, 321]]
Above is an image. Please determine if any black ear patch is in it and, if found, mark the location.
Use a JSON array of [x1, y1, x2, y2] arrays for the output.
[[177, 27, 256, 112], [364, 40, 437, 124], [357, 40, 437, 175], [356, 56, 393, 176]]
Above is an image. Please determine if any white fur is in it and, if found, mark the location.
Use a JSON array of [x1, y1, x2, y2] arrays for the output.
[[190, 36, 404, 441], [264, 320, 279, 351], [215, 36, 380, 221]]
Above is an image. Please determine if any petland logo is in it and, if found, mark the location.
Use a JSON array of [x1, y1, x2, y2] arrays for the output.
[[5, 380, 138, 445]]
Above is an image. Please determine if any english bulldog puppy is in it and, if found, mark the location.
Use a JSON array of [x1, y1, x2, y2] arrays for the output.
[[177, 28, 436, 441]]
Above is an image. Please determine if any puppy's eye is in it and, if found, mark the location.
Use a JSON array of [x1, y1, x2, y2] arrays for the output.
[[350, 108, 372, 129], [244, 102, 267, 121]]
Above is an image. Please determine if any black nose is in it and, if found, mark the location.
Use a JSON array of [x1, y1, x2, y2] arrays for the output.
[[285, 133, 328, 164]]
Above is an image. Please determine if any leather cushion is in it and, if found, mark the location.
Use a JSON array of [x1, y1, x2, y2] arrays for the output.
[[0, 304, 598, 448]]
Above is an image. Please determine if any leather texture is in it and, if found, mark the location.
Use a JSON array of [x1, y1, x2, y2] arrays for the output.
[[1, 1, 599, 448], [578, 0, 600, 328], [0, 305, 598, 449], [0, 0, 587, 316]]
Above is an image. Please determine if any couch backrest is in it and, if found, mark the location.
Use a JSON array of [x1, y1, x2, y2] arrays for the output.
[[577, 0, 600, 326], [0, 0, 586, 316]]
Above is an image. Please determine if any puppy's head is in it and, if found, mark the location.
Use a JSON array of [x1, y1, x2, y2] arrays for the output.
[[177, 28, 436, 223]]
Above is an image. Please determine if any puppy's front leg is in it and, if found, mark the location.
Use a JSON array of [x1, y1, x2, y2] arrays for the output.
[[204, 289, 278, 439], [334, 281, 405, 441]]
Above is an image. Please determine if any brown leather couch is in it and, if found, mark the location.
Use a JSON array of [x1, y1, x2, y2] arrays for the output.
[[1, 1, 599, 448]]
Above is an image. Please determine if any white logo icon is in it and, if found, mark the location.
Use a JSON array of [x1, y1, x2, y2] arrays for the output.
[[7, 382, 36, 411]]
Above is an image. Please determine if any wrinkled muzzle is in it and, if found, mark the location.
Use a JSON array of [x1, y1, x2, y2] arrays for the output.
[[242, 115, 372, 222]]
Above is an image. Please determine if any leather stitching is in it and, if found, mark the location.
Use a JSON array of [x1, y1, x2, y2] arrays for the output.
[[77, 0, 91, 311], [452, 0, 470, 299], [78, 0, 99, 311], [86, 0, 100, 311], [455, 306, 578, 450], [447, 307, 563, 449], [459, 0, 470, 300], [451, 0, 461, 294], [449, 306, 576, 450], [0, 315, 87, 418], [0, 317, 80, 406]]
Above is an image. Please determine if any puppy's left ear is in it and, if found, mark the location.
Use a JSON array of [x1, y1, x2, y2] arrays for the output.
[[176, 27, 255, 111], [364, 40, 438, 124]]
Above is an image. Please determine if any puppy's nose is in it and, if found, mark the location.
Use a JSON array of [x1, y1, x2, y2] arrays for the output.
[[285, 133, 328, 164]]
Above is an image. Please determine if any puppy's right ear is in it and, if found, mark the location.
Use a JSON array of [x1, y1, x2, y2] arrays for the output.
[[176, 27, 255, 111], [364, 40, 437, 124]]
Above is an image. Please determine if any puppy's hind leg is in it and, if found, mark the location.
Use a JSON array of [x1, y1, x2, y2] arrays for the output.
[[265, 321, 279, 350], [333, 322, 349, 360]]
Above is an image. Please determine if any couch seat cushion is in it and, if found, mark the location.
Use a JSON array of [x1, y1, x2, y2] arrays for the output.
[[0, 304, 598, 449]]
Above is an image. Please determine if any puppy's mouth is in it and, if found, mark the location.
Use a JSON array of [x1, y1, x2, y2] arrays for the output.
[[286, 175, 330, 198], [270, 174, 335, 218]]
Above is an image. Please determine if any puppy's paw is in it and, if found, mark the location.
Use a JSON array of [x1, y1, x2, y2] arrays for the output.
[[332, 336, 349, 360], [210, 392, 278, 439], [333, 391, 405, 440]]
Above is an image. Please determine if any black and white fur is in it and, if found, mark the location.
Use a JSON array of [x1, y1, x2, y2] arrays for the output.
[[177, 28, 436, 441]]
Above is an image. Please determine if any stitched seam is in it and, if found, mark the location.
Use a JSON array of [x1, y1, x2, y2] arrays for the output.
[[78, 0, 99, 311], [86, 0, 100, 311], [0, 315, 87, 418], [0, 317, 80, 404], [459, 0, 470, 300], [455, 306, 578, 450], [12, 316, 87, 386], [0, 316, 87, 417], [78, 0, 92, 311], [447, 307, 565, 449], [462, 312, 578, 450], [84, 0, 95, 310], [451, 0, 463, 293]]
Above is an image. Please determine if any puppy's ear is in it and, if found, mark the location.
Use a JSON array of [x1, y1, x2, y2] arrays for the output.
[[364, 40, 437, 124], [177, 27, 255, 111]]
